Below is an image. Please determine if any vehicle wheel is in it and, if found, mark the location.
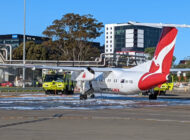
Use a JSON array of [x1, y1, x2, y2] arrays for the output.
[[51, 91, 55, 95], [45, 91, 50, 95], [80, 94, 87, 100], [90, 94, 95, 98], [154, 91, 158, 95], [69, 90, 74, 95], [64, 86, 69, 94], [160, 91, 166, 95], [57, 91, 62, 95]]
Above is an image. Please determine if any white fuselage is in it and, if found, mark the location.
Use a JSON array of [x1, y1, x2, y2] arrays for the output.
[[88, 70, 146, 94]]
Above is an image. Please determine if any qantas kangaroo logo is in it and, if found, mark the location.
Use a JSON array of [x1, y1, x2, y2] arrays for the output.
[[151, 37, 176, 74], [142, 37, 176, 81], [138, 27, 178, 90]]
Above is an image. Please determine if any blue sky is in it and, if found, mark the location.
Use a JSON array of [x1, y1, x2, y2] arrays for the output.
[[0, 0, 190, 63]]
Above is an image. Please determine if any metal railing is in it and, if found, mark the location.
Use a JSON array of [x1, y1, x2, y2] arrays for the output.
[[0, 54, 106, 67]]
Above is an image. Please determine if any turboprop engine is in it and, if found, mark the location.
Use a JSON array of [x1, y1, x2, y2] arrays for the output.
[[71, 67, 95, 81]]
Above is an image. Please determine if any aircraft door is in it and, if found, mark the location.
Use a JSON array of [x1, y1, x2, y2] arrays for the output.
[[120, 79, 125, 89]]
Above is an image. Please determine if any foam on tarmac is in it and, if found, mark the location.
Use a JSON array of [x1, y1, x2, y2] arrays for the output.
[[0, 93, 190, 110]]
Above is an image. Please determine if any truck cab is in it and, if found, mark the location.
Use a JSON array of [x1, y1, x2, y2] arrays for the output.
[[42, 73, 74, 95], [153, 75, 174, 95]]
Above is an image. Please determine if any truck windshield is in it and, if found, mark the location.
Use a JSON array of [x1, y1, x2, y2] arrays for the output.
[[44, 75, 64, 82]]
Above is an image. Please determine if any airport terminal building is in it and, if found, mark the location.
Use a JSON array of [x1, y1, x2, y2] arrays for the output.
[[105, 23, 162, 56]]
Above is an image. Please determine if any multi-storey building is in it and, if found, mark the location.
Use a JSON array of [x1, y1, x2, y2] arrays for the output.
[[105, 23, 162, 56]]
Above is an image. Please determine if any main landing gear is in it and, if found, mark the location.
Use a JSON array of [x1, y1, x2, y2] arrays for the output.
[[148, 89, 158, 100], [80, 81, 95, 100]]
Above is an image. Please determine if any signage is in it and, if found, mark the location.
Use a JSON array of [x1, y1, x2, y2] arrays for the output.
[[12, 35, 18, 39]]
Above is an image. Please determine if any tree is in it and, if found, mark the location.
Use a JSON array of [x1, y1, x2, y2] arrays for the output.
[[144, 47, 155, 60], [13, 41, 50, 60], [43, 13, 103, 61]]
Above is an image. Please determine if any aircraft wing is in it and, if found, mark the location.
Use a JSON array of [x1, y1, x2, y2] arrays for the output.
[[170, 68, 190, 72], [0, 63, 114, 72], [0, 63, 115, 81]]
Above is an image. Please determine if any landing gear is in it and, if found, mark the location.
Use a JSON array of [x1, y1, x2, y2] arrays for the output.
[[80, 94, 87, 100], [149, 89, 158, 100], [149, 93, 158, 100], [80, 81, 95, 100], [90, 94, 95, 98], [80, 93, 95, 100]]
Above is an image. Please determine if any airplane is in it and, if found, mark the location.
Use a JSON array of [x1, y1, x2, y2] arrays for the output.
[[0, 22, 190, 100]]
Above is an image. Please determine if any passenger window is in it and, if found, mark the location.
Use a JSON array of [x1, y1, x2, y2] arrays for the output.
[[121, 79, 125, 83], [129, 80, 133, 84], [107, 79, 111, 82]]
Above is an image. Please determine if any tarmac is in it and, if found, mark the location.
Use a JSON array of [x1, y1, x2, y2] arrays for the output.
[[0, 92, 190, 140]]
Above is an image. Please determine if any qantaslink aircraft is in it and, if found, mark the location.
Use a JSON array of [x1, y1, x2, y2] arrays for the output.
[[1, 22, 190, 100]]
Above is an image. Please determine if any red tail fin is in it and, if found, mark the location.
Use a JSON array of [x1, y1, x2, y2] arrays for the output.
[[149, 27, 178, 74], [138, 27, 178, 90]]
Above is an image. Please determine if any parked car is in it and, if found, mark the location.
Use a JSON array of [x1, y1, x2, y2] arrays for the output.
[[1, 82, 13, 87]]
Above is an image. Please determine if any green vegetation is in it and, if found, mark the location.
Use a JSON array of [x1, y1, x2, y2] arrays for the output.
[[0, 87, 43, 92], [13, 13, 103, 61], [174, 61, 190, 82], [144, 47, 155, 60]]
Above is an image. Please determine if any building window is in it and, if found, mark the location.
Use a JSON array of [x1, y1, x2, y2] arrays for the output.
[[106, 32, 108, 34], [110, 40, 112, 43], [106, 49, 108, 52], [110, 27, 112, 30], [106, 45, 108, 48], [110, 45, 112, 47], [110, 32, 112, 34], [106, 28, 108, 30], [110, 49, 112, 52], [110, 36, 112, 38], [106, 41, 108, 43], [106, 36, 108, 39]]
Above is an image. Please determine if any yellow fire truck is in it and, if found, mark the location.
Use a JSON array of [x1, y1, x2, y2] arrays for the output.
[[42, 72, 74, 95], [153, 75, 174, 95]]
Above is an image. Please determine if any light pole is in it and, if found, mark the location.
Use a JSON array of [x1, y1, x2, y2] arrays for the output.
[[23, 0, 26, 88]]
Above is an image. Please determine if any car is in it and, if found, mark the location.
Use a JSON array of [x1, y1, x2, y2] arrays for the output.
[[1, 82, 13, 87]]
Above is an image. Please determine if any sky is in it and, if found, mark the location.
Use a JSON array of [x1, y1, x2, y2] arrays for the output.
[[0, 0, 190, 63]]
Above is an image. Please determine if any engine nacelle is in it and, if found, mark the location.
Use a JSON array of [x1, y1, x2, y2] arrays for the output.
[[71, 69, 95, 81]]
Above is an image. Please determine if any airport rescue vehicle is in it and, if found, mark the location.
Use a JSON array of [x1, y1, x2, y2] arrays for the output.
[[42, 72, 74, 95], [153, 75, 174, 95]]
